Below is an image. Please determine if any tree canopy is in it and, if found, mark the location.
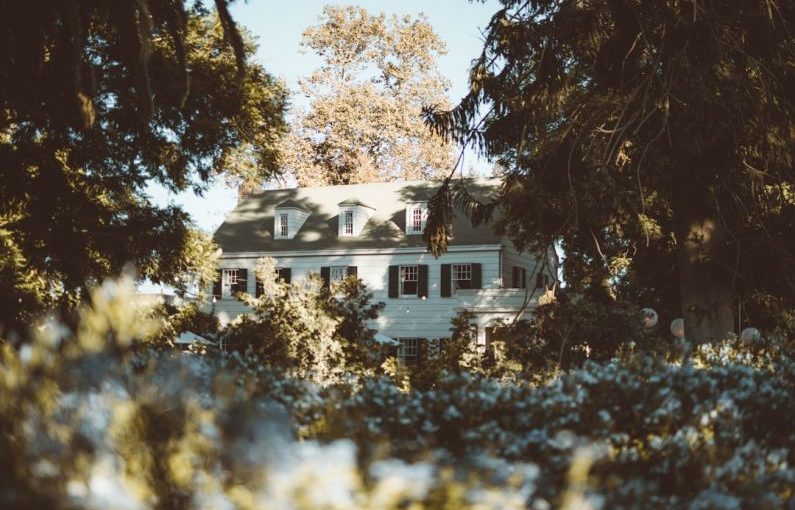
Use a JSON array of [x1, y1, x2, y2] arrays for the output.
[[0, 1, 287, 334], [426, 0, 795, 342], [279, 5, 454, 185]]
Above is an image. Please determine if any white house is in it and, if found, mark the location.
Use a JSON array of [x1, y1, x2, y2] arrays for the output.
[[210, 178, 556, 360]]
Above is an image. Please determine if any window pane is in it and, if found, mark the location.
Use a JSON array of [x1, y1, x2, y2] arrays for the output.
[[398, 338, 419, 361], [452, 263, 472, 292], [222, 269, 238, 298], [276, 268, 289, 282], [400, 265, 418, 295], [330, 266, 347, 283], [412, 208, 423, 232]]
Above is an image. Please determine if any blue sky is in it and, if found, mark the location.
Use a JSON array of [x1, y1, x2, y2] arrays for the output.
[[146, 0, 498, 235]]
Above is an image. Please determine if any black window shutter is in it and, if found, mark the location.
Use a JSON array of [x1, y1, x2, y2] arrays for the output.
[[536, 272, 546, 289], [440, 264, 451, 297], [255, 277, 264, 297], [347, 266, 357, 278], [281, 267, 292, 284], [235, 268, 247, 295], [512, 267, 526, 288], [418, 265, 428, 298], [320, 267, 330, 288], [388, 266, 399, 298], [472, 263, 482, 289], [212, 269, 222, 298]]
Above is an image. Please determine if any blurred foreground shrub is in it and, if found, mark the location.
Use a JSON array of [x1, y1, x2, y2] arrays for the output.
[[0, 275, 792, 509]]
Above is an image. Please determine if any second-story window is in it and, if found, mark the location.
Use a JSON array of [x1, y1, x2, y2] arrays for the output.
[[452, 263, 472, 293], [278, 213, 289, 238], [344, 210, 354, 235], [400, 265, 418, 296]]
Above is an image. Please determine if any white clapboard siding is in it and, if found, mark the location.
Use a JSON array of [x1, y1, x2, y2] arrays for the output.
[[214, 247, 524, 339]]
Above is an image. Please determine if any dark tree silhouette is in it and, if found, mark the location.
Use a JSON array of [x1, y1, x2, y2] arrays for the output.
[[0, 1, 287, 333], [426, 0, 795, 342]]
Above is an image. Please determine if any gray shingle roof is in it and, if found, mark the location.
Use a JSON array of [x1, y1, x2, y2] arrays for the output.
[[213, 178, 502, 253], [274, 198, 309, 211]]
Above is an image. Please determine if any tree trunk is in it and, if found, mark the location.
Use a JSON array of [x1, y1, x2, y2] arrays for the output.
[[669, 109, 736, 343], [675, 212, 735, 343]]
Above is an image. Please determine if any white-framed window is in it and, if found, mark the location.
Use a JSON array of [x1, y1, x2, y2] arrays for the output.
[[343, 210, 354, 236], [330, 266, 347, 283], [278, 213, 289, 238], [397, 338, 420, 362], [406, 204, 427, 235], [452, 263, 472, 293], [411, 208, 423, 232], [400, 265, 418, 296], [222, 268, 239, 298]]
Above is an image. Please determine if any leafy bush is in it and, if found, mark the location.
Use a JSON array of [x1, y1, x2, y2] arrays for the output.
[[222, 257, 343, 380], [2, 275, 792, 509], [489, 289, 646, 377], [220, 257, 391, 381]]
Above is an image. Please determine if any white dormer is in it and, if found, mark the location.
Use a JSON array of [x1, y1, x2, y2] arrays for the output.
[[405, 202, 428, 235], [274, 199, 310, 240], [338, 199, 375, 237]]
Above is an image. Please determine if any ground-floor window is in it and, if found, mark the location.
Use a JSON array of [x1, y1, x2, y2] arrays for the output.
[[397, 337, 421, 363], [330, 265, 347, 283], [222, 269, 239, 298]]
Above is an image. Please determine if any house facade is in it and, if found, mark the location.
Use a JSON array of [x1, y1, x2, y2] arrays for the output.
[[210, 179, 556, 359]]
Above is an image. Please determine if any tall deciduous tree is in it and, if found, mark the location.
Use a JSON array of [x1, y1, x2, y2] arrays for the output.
[[0, 2, 287, 333], [427, 0, 794, 342], [280, 5, 454, 185]]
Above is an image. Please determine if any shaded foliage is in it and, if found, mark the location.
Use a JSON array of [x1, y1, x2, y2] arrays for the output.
[[426, 0, 795, 342], [1, 275, 792, 509], [222, 257, 387, 379], [0, 3, 287, 333]]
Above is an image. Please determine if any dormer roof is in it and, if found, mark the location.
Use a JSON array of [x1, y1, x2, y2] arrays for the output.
[[275, 198, 309, 212], [337, 198, 375, 209]]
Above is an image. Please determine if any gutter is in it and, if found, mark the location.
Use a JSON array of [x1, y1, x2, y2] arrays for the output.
[[220, 244, 503, 259]]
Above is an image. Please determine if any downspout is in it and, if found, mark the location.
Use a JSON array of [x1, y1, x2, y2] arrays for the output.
[[498, 245, 503, 288]]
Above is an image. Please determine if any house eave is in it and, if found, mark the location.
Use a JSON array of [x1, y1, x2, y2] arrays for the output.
[[219, 243, 503, 259]]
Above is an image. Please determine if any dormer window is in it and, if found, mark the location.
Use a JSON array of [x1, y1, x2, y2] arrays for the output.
[[274, 199, 310, 240], [338, 199, 375, 237], [343, 210, 354, 235], [278, 213, 288, 237], [405, 203, 428, 235], [411, 208, 423, 233]]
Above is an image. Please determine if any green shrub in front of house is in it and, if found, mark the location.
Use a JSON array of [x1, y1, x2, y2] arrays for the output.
[[0, 275, 792, 509]]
